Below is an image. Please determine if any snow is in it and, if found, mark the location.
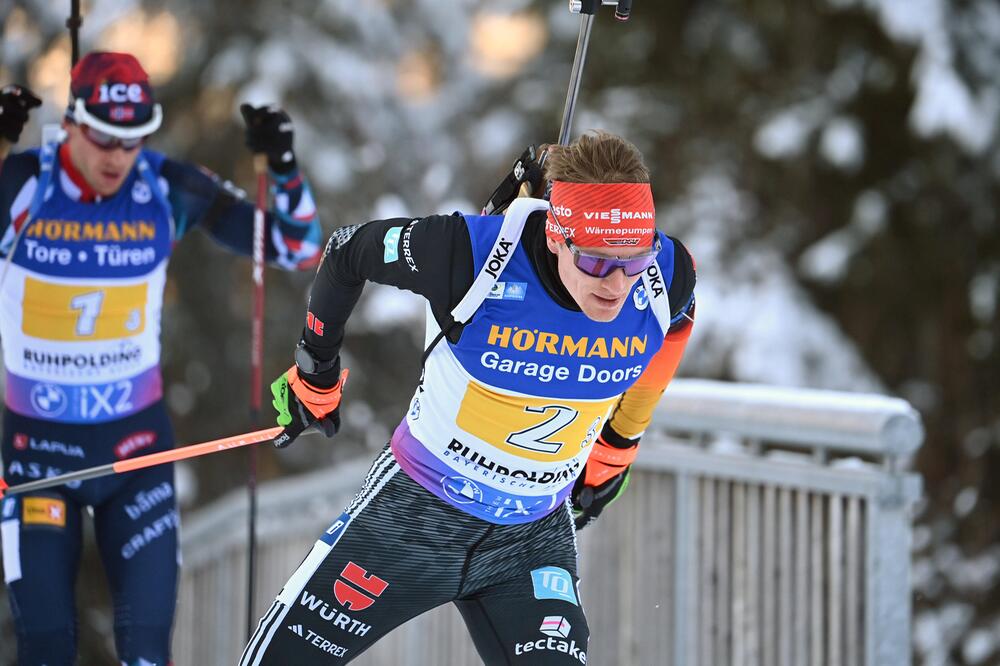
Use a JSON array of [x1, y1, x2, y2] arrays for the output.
[[665, 172, 884, 391], [753, 105, 820, 159], [952, 487, 978, 518], [799, 190, 888, 284], [962, 627, 997, 665], [910, 57, 999, 154], [914, 603, 975, 665], [968, 268, 999, 323], [819, 116, 864, 171]]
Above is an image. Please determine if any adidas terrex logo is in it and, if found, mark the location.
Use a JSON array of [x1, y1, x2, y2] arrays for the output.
[[287, 624, 349, 658]]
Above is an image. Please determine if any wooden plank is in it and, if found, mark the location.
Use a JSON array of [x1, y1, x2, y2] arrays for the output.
[[733, 482, 747, 666], [717, 482, 732, 665], [700, 478, 717, 666], [794, 490, 809, 664], [845, 495, 862, 666], [746, 484, 761, 666], [811, 494, 825, 666], [828, 495, 844, 665], [777, 487, 793, 666], [763, 484, 778, 666]]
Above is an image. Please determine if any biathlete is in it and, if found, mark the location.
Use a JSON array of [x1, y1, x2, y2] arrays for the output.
[[243, 130, 695, 664], [0, 52, 323, 665]]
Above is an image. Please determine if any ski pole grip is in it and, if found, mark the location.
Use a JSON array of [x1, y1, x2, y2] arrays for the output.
[[569, 0, 601, 14], [252, 154, 268, 176], [272, 419, 309, 449]]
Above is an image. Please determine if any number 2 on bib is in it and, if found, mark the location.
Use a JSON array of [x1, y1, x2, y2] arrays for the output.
[[506, 405, 578, 454]]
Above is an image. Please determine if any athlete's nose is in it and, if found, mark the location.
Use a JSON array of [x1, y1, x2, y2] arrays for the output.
[[599, 267, 628, 292]]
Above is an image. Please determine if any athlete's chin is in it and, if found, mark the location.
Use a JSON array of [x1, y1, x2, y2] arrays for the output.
[[580, 295, 626, 322]]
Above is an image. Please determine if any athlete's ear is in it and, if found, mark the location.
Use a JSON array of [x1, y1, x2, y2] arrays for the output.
[[546, 235, 561, 255]]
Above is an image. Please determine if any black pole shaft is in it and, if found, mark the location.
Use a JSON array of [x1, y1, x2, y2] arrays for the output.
[[557, 14, 596, 147], [67, 0, 82, 66], [4, 462, 115, 496]]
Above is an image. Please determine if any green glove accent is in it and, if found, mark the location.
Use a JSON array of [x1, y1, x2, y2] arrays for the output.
[[271, 374, 293, 427], [614, 468, 632, 502]]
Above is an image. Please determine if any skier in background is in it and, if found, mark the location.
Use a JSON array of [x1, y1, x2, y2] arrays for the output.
[[244, 130, 696, 664], [0, 52, 323, 665]]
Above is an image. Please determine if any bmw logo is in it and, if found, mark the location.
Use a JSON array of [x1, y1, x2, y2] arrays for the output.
[[442, 476, 483, 505], [633, 285, 649, 311], [30, 383, 68, 418], [132, 180, 152, 204]]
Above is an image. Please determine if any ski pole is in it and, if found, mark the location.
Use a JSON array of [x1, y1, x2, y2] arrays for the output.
[[0, 424, 304, 501], [246, 152, 269, 640], [557, 0, 635, 147], [67, 0, 83, 67]]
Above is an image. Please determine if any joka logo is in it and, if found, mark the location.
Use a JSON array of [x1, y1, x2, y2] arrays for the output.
[[484, 239, 514, 279], [13, 433, 28, 450], [334, 562, 388, 611], [514, 616, 587, 663], [644, 263, 664, 299]]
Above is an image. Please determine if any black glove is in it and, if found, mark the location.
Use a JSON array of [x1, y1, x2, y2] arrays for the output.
[[571, 428, 639, 530], [572, 466, 631, 530], [240, 103, 296, 173], [0, 85, 42, 143], [270, 367, 348, 448], [482, 144, 545, 215]]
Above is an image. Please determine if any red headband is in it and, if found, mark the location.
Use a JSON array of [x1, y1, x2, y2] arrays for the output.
[[545, 181, 656, 248]]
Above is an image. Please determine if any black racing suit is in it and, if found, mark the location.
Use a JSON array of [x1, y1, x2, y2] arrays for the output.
[[241, 212, 696, 665]]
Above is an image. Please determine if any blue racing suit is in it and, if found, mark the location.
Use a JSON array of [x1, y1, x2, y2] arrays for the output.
[[0, 141, 322, 665]]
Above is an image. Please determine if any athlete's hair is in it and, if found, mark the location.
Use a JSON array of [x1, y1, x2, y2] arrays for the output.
[[543, 130, 650, 184]]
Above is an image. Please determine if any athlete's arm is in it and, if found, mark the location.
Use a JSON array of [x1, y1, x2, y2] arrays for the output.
[[299, 215, 476, 387], [158, 156, 323, 270], [604, 238, 696, 443], [0, 151, 41, 245]]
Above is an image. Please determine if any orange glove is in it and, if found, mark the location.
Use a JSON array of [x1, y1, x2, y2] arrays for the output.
[[271, 366, 349, 447]]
